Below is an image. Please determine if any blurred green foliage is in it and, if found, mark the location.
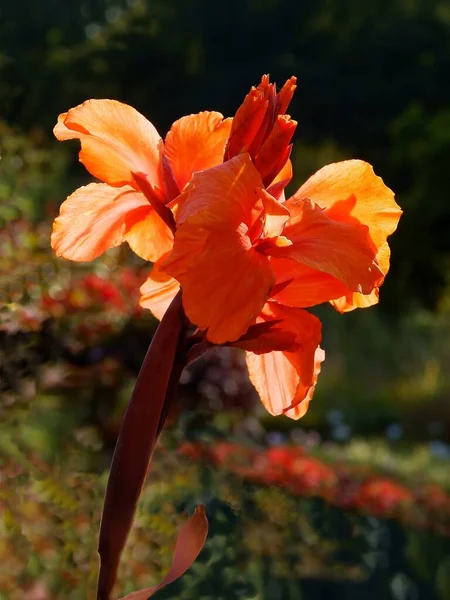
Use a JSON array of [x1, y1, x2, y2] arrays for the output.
[[2, 405, 450, 599]]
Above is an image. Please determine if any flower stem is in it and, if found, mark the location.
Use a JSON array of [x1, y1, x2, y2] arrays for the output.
[[97, 290, 187, 600]]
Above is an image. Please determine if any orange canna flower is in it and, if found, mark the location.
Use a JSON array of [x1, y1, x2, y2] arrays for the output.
[[150, 158, 399, 417], [51, 78, 401, 420], [52, 101, 231, 262], [137, 75, 401, 419]]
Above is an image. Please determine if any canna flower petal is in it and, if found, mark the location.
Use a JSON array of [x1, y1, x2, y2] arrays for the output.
[[332, 287, 380, 313], [277, 76, 297, 114], [139, 255, 180, 320], [163, 224, 274, 343], [283, 347, 325, 420], [257, 187, 291, 240], [124, 206, 174, 262], [225, 75, 297, 185], [291, 160, 401, 248], [242, 303, 323, 416], [231, 320, 297, 354], [269, 258, 349, 307], [254, 115, 296, 186], [163, 155, 275, 343], [164, 112, 232, 192], [267, 159, 293, 201], [51, 183, 152, 261], [330, 242, 390, 312], [225, 75, 271, 160], [173, 153, 264, 226], [54, 99, 164, 190], [280, 198, 383, 294]]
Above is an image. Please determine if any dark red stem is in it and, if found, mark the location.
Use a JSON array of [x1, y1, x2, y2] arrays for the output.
[[97, 291, 187, 600]]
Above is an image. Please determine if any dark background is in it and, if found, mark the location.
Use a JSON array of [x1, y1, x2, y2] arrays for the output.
[[3, 0, 450, 311]]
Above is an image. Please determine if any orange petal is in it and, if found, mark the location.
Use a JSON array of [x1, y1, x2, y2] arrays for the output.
[[244, 303, 322, 416], [163, 156, 275, 343], [164, 112, 232, 192], [247, 76, 278, 158], [258, 187, 290, 239], [254, 115, 297, 186], [270, 257, 349, 307], [284, 348, 325, 420], [139, 256, 180, 320], [174, 153, 264, 227], [291, 160, 401, 248], [117, 506, 208, 600], [54, 100, 163, 189], [54, 112, 79, 140], [277, 76, 297, 114], [225, 76, 271, 160], [163, 225, 275, 344], [51, 183, 149, 261], [124, 206, 174, 262], [331, 288, 380, 313], [281, 198, 383, 294], [267, 159, 293, 201], [330, 242, 390, 313]]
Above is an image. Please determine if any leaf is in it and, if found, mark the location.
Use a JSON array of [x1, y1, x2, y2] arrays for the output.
[[118, 505, 208, 600]]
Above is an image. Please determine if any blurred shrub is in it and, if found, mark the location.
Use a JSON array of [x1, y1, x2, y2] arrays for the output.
[[2, 423, 450, 599], [0, 121, 71, 222], [2, 215, 450, 443]]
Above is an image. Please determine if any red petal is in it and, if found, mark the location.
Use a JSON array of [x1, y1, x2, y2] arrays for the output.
[[225, 76, 271, 160], [254, 115, 297, 186], [276, 76, 297, 114]]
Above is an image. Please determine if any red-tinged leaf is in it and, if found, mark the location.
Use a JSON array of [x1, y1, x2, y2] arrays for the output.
[[234, 319, 284, 341], [231, 319, 297, 354], [185, 339, 213, 365], [97, 291, 187, 600], [117, 505, 209, 600]]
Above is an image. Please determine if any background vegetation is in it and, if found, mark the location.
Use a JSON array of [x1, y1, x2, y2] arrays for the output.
[[1, 0, 450, 598]]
